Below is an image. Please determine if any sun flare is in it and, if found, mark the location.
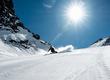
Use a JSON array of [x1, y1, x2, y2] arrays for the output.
[[65, 2, 87, 24]]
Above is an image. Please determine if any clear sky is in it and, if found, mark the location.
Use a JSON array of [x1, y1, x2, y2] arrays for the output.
[[13, 0, 110, 48]]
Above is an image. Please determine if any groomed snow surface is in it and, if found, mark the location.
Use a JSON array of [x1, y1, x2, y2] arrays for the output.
[[0, 46, 110, 80]]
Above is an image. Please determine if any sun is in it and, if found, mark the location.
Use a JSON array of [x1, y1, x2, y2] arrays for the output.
[[65, 2, 87, 24]]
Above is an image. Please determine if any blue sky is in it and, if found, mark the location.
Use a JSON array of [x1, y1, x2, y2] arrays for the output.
[[13, 0, 110, 48]]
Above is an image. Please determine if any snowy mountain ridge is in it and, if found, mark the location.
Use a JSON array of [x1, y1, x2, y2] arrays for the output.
[[91, 37, 110, 47], [0, 0, 54, 55]]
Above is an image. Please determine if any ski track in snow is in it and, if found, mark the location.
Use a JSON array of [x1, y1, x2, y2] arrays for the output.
[[0, 46, 110, 80]]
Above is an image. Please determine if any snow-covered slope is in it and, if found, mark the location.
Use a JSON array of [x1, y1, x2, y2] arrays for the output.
[[0, 39, 49, 56], [0, 0, 53, 55], [0, 46, 110, 80], [91, 37, 110, 47]]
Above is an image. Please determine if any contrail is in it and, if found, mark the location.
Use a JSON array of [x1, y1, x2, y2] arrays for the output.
[[51, 23, 70, 43], [52, 32, 64, 43]]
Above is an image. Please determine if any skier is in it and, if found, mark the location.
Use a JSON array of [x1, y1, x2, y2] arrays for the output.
[[48, 46, 57, 54]]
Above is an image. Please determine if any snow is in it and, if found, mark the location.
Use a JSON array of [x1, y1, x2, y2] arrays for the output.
[[91, 37, 108, 47], [0, 25, 51, 53], [56, 45, 74, 53], [0, 39, 47, 56], [0, 46, 110, 80]]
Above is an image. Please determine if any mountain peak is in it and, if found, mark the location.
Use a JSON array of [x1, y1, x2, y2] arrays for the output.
[[0, 0, 14, 14], [91, 37, 110, 47]]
